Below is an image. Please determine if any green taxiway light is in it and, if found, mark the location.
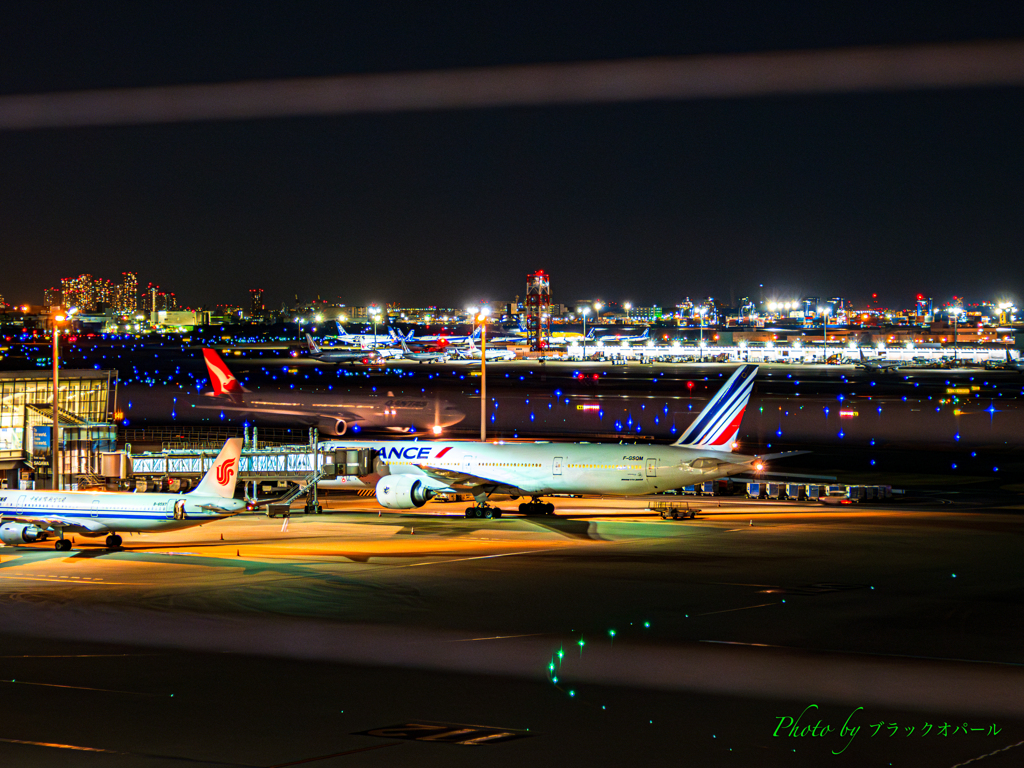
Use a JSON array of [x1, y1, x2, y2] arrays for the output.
[[644, 621, 651, 628], [608, 629, 616, 637]]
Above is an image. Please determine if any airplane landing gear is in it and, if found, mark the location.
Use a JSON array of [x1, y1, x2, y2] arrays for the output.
[[464, 505, 502, 519], [518, 498, 555, 516], [54, 539, 72, 552], [105, 534, 123, 549]]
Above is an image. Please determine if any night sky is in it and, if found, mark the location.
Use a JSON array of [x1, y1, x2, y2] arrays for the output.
[[1, 3, 1023, 310]]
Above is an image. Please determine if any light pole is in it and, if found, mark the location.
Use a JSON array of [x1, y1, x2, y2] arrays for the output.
[[820, 306, 831, 362], [369, 306, 381, 347], [697, 306, 707, 361], [581, 307, 590, 361], [51, 308, 66, 490], [476, 307, 490, 441], [948, 307, 960, 361]]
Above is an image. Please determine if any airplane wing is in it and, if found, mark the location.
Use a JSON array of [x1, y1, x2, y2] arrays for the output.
[[410, 463, 502, 489], [1, 514, 110, 535]]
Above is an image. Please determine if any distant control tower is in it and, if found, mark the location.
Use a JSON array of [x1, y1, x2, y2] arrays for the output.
[[525, 270, 550, 351]]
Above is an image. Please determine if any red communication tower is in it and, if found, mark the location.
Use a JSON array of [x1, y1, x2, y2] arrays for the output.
[[525, 270, 551, 351]]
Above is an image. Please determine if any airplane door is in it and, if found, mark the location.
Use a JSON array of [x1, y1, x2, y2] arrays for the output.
[[90, 499, 101, 518], [552, 457, 563, 475], [462, 454, 475, 473], [646, 458, 657, 477]]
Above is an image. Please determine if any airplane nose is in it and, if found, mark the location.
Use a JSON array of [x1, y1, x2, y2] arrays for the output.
[[441, 409, 465, 426]]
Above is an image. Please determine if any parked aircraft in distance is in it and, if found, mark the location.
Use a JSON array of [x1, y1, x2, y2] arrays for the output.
[[457, 338, 516, 361], [986, 350, 1024, 372], [589, 327, 651, 343], [0, 439, 244, 551], [305, 334, 380, 363], [398, 339, 451, 363], [854, 349, 902, 372]]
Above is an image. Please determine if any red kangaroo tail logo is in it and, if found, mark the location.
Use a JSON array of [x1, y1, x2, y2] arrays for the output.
[[216, 457, 238, 486], [203, 349, 244, 395]]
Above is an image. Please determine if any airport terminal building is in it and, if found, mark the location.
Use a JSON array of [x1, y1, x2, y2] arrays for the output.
[[0, 370, 117, 490]]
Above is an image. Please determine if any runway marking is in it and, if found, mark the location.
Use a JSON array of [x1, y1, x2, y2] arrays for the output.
[[0, 653, 161, 658], [695, 602, 780, 616], [267, 742, 401, 766], [0, 735, 262, 766], [397, 546, 572, 568], [699, 639, 1024, 667], [0, 679, 168, 696], [0, 736, 113, 753], [950, 739, 1024, 767], [451, 633, 546, 642]]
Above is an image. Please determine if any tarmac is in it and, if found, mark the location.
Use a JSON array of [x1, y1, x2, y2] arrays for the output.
[[1, 494, 1024, 766]]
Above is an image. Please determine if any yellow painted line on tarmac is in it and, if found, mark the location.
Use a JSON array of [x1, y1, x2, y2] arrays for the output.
[[0, 575, 143, 585]]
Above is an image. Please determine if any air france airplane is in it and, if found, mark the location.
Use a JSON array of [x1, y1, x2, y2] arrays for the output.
[[0, 439, 245, 551], [321, 365, 779, 517]]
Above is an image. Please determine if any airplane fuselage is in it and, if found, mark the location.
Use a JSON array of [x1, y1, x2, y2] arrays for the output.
[[0, 490, 245, 536], [319, 439, 755, 495]]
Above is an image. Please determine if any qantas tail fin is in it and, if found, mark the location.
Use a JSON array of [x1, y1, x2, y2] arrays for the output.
[[305, 333, 322, 355], [202, 349, 248, 397], [673, 365, 758, 451], [191, 438, 242, 499]]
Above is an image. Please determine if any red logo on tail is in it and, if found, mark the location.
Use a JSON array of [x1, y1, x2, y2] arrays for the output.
[[216, 457, 238, 486]]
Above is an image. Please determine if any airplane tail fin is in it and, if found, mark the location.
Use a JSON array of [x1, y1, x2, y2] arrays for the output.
[[202, 349, 248, 397], [471, 326, 482, 341], [640, 328, 649, 339], [191, 438, 243, 499], [305, 333, 322, 355], [673, 364, 758, 451]]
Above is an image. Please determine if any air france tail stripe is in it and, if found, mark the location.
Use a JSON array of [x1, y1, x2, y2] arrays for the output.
[[689, 375, 756, 444], [678, 367, 756, 444], [693, 378, 754, 445]]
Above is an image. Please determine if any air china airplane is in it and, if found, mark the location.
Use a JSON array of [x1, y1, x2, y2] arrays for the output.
[[0, 439, 244, 551], [201, 348, 464, 435], [321, 365, 782, 518]]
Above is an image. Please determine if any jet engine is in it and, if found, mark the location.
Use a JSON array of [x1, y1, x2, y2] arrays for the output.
[[375, 475, 435, 509], [317, 417, 348, 436], [0, 522, 48, 545]]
